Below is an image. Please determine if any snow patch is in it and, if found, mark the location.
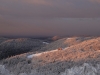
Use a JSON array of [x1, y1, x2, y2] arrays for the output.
[[27, 53, 42, 58], [43, 42, 49, 44], [63, 47, 70, 50], [27, 49, 58, 58], [27, 46, 70, 59], [67, 38, 72, 40]]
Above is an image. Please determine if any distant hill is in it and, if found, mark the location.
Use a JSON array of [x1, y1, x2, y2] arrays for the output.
[[0, 38, 44, 60], [40, 37, 94, 51]]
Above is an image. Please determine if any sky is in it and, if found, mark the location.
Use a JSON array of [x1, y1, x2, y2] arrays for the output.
[[0, 0, 100, 37]]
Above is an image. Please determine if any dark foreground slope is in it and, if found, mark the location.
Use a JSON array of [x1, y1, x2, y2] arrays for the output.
[[0, 38, 44, 60], [0, 37, 100, 75]]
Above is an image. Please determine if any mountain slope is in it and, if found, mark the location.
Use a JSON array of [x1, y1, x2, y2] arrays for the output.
[[0, 37, 8, 44], [40, 37, 94, 51], [0, 38, 44, 60], [0, 37, 100, 75]]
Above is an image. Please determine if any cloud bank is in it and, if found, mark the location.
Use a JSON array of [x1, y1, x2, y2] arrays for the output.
[[0, 0, 100, 36]]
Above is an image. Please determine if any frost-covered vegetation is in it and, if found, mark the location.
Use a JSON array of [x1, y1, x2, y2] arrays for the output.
[[1, 63, 100, 75], [39, 37, 94, 51], [0, 36, 100, 75]]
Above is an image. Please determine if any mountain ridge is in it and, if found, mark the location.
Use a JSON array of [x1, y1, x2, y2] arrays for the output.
[[0, 36, 100, 75]]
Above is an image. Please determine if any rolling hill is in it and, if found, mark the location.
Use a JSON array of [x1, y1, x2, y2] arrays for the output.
[[0, 36, 100, 75], [0, 38, 45, 60], [39, 37, 94, 51]]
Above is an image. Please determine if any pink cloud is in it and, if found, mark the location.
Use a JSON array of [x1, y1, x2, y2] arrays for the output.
[[21, 0, 52, 6], [89, 0, 100, 3]]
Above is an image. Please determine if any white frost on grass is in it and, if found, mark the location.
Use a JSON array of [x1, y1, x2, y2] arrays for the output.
[[27, 46, 70, 59], [63, 47, 70, 50], [0, 65, 11, 75], [61, 63, 99, 75], [27, 49, 58, 59], [43, 42, 49, 44], [27, 53, 43, 58], [67, 38, 72, 40]]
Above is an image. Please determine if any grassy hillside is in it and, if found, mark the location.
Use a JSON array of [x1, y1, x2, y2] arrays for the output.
[[39, 37, 94, 51], [0, 36, 100, 75]]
